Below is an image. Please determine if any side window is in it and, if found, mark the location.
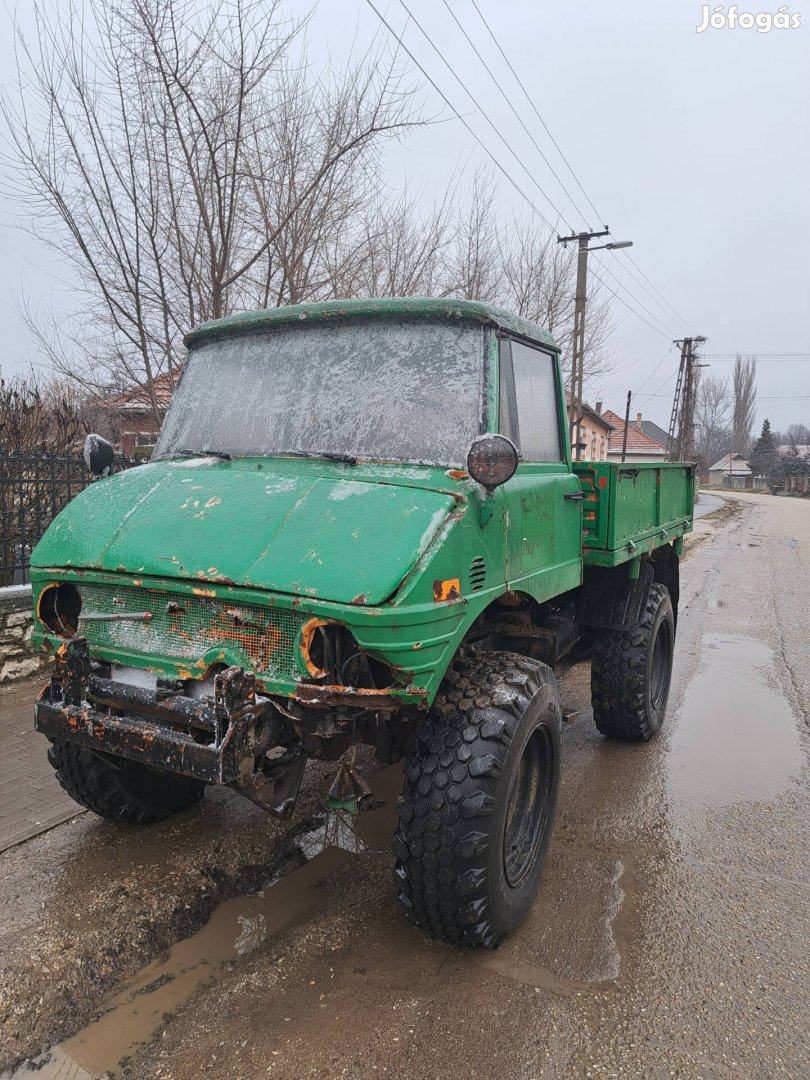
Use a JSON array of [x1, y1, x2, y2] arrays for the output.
[[499, 338, 519, 444], [509, 340, 563, 462]]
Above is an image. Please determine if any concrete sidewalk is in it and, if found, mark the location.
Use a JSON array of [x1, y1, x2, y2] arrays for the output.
[[0, 677, 84, 853]]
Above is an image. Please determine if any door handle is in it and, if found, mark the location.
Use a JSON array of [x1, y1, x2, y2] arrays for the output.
[[564, 491, 585, 501]]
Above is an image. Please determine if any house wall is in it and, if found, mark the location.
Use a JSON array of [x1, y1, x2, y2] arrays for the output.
[[708, 470, 752, 489], [607, 450, 667, 464], [120, 415, 163, 457], [573, 415, 611, 461]]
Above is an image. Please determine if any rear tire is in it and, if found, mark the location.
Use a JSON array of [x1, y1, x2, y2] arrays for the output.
[[394, 651, 562, 948], [47, 740, 205, 824], [591, 582, 674, 741]]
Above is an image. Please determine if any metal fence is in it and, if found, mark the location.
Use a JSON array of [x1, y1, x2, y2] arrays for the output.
[[0, 451, 91, 586]]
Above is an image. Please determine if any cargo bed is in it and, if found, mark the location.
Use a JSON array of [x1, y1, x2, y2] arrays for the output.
[[572, 461, 696, 568]]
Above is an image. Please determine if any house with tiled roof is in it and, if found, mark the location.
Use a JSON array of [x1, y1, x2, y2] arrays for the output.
[[566, 397, 614, 460], [708, 453, 752, 489], [603, 409, 668, 462], [639, 418, 671, 452], [99, 372, 177, 456]]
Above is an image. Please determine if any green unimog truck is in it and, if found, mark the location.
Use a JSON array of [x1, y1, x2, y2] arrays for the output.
[[30, 298, 694, 947]]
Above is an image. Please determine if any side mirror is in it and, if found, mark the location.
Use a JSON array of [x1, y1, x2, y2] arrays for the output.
[[466, 434, 519, 493], [83, 434, 115, 478]]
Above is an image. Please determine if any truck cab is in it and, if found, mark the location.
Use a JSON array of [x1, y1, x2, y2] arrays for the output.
[[31, 298, 694, 946]]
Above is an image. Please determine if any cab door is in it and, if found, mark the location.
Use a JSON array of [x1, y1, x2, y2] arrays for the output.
[[499, 337, 582, 601]]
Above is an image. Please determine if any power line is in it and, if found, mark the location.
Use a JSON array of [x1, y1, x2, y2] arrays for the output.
[[702, 355, 810, 361], [607, 249, 692, 331], [363, 0, 681, 341], [641, 393, 810, 400], [464, 0, 693, 333], [589, 253, 679, 338], [439, 0, 591, 229], [632, 342, 678, 398], [392, 0, 571, 226], [467, 0, 604, 225], [387, 0, 683, 338], [620, 251, 692, 328], [636, 368, 679, 407]]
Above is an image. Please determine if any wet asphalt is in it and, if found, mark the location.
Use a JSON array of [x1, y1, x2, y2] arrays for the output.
[[0, 491, 807, 1079]]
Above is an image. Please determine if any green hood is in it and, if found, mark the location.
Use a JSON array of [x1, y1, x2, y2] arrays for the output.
[[31, 458, 456, 605]]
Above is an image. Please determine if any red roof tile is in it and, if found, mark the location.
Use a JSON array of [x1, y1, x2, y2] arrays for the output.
[[103, 372, 176, 411], [603, 410, 667, 455]]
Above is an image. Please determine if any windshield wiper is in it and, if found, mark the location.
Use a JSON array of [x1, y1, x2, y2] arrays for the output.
[[173, 448, 232, 461], [282, 450, 358, 465]]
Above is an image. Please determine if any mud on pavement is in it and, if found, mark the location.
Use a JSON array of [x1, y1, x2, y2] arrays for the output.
[[0, 754, 349, 1072]]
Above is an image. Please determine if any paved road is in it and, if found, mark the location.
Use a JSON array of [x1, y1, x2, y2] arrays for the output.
[[1, 492, 808, 1079], [693, 490, 725, 519], [0, 680, 84, 853]]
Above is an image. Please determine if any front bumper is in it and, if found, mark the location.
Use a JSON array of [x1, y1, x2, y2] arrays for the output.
[[35, 638, 263, 784]]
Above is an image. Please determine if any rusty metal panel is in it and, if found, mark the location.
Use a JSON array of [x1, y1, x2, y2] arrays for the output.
[[77, 583, 305, 678]]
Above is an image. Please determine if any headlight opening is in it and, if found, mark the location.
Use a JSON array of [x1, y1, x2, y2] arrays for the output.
[[300, 619, 396, 690], [38, 583, 82, 637]]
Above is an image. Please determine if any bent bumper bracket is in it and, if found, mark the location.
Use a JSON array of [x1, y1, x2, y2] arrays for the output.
[[35, 637, 261, 785]]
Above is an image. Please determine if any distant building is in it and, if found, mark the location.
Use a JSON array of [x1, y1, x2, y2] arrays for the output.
[[708, 453, 752, 489], [568, 398, 614, 460], [639, 418, 671, 452], [99, 373, 175, 457], [603, 410, 668, 463]]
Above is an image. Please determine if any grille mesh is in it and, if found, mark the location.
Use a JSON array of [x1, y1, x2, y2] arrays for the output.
[[77, 583, 304, 678]]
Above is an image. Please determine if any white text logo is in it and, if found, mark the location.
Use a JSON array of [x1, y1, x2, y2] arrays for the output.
[[696, 4, 802, 31]]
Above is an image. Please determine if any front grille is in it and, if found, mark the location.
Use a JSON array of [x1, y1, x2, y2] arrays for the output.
[[77, 583, 305, 679]]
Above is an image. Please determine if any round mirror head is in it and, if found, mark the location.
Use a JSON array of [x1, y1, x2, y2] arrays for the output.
[[83, 433, 115, 478], [466, 434, 519, 491]]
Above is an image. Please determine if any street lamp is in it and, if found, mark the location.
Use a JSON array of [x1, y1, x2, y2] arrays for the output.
[[556, 230, 634, 459]]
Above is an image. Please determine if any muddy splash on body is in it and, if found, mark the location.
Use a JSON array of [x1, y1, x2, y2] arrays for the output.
[[3, 766, 402, 1080]]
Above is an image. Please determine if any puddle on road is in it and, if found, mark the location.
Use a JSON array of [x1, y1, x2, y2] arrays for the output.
[[3, 766, 402, 1080], [667, 634, 802, 813]]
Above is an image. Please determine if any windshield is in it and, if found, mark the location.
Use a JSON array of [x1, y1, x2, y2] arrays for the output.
[[154, 317, 486, 467]]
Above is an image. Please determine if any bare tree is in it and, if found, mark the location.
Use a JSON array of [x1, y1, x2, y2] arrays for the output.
[[4, 2, 618, 414], [783, 422, 810, 449], [732, 356, 757, 454], [498, 216, 614, 392], [694, 372, 732, 470], [443, 169, 503, 303], [327, 182, 456, 299], [0, 371, 88, 585], [0, 372, 84, 454], [3, 0, 418, 415]]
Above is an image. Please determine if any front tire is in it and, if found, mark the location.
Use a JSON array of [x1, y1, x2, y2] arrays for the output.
[[394, 651, 562, 948], [47, 740, 205, 824], [591, 582, 675, 741]]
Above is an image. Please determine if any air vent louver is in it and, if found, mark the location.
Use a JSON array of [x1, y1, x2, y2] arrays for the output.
[[469, 556, 487, 592]]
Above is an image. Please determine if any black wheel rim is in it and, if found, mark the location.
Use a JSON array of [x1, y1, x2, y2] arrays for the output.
[[650, 618, 673, 711], [502, 724, 555, 889]]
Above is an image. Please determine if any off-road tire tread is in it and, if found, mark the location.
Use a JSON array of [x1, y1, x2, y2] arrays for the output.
[[394, 650, 560, 948], [47, 739, 204, 824], [591, 582, 672, 741]]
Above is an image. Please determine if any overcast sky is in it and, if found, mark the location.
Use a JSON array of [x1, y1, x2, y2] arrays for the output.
[[1, 0, 808, 433]]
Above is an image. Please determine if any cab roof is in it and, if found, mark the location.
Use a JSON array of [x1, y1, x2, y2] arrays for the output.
[[184, 297, 559, 352]]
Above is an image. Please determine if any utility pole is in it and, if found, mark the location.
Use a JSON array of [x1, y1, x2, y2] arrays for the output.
[[669, 336, 706, 461], [557, 229, 632, 459], [621, 390, 632, 463]]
